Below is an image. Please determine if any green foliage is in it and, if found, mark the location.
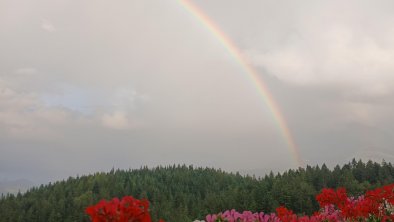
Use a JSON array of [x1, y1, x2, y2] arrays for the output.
[[0, 160, 393, 222]]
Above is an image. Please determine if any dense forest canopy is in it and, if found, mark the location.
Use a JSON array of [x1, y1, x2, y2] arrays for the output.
[[0, 159, 393, 222]]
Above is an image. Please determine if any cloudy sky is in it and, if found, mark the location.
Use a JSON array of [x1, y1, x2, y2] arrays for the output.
[[1, 0, 394, 184]]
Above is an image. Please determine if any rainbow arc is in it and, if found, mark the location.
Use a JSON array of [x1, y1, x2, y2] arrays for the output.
[[177, 0, 303, 167]]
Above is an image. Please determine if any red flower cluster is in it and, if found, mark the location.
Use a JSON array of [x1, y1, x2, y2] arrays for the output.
[[276, 184, 394, 222], [317, 184, 394, 221], [85, 196, 165, 222], [86, 184, 394, 222], [316, 188, 347, 208]]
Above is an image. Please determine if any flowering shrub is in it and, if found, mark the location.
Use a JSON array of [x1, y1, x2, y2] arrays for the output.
[[314, 183, 394, 221], [203, 184, 394, 222], [205, 209, 280, 222], [86, 184, 393, 222], [85, 196, 165, 222]]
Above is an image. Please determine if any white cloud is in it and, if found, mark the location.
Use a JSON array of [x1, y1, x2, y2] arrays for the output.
[[41, 19, 56, 32], [247, 48, 315, 85], [14, 67, 38, 75], [111, 88, 139, 110], [0, 78, 85, 140], [243, 3, 394, 97], [101, 111, 131, 130], [247, 28, 394, 96]]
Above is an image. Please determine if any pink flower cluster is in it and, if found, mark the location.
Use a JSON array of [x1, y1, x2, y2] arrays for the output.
[[204, 208, 340, 222], [202, 206, 341, 222], [205, 209, 279, 222]]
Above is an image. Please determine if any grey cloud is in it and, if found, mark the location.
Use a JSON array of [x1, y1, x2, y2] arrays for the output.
[[1, 0, 394, 184]]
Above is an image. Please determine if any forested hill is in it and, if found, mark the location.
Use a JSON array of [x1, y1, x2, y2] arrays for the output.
[[0, 160, 393, 222]]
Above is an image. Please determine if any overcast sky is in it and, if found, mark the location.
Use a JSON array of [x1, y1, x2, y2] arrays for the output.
[[1, 0, 394, 184]]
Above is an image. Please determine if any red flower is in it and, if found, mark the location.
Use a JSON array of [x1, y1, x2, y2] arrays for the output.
[[316, 188, 348, 209], [86, 196, 163, 222], [276, 206, 297, 222]]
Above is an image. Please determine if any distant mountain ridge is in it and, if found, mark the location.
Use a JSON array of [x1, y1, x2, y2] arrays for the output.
[[0, 159, 393, 222]]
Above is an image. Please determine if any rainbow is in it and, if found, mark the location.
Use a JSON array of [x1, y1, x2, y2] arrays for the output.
[[177, 0, 303, 167]]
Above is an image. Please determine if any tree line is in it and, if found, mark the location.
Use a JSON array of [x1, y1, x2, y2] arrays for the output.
[[0, 159, 393, 222]]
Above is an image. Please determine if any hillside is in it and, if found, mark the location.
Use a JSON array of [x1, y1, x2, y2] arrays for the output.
[[0, 159, 393, 222]]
